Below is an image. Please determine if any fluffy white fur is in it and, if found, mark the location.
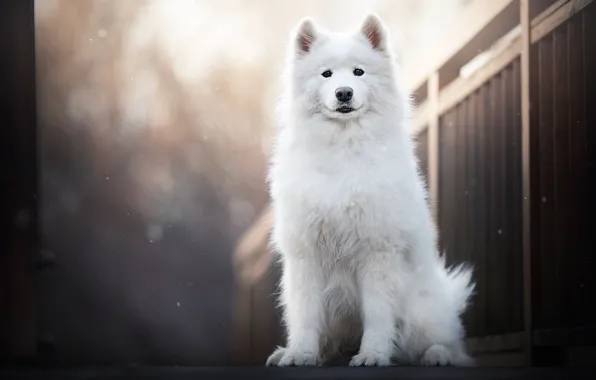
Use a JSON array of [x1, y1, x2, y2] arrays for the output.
[[266, 14, 475, 367]]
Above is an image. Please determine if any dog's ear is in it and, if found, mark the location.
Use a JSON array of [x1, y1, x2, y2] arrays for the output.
[[360, 14, 387, 52], [294, 17, 318, 57]]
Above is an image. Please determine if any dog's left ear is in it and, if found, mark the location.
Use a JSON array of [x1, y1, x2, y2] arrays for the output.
[[360, 14, 387, 52], [294, 18, 318, 57]]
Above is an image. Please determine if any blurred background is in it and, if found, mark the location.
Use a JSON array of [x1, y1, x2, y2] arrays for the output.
[[2, 0, 593, 369]]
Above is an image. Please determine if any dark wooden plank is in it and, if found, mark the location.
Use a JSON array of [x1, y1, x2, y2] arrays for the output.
[[501, 63, 515, 334], [581, 2, 596, 328], [476, 84, 490, 338], [438, 112, 453, 257], [533, 326, 596, 347], [497, 66, 515, 334], [499, 66, 510, 335], [528, 39, 542, 338], [563, 11, 586, 331], [428, 74, 441, 220], [440, 114, 451, 255], [465, 90, 477, 335], [459, 99, 469, 265], [475, 82, 491, 338], [511, 58, 524, 333], [454, 101, 464, 266], [437, 119, 447, 255], [536, 34, 556, 329], [439, 111, 458, 265], [485, 74, 501, 336], [552, 22, 571, 328], [520, 0, 534, 365], [502, 66, 514, 335], [473, 84, 488, 340], [448, 107, 459, 264], [456, 99, 475, 334]]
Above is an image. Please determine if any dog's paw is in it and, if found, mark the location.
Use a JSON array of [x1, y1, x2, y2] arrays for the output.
[[420, 344, 452, 366], [349, 351, 392, 367], [266, 346, 320, 367], [265, 346, 287, 367]]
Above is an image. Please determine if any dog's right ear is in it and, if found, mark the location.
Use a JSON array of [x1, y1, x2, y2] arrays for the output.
[[360, 13, 387, 52], [294, 18, 318, 57]]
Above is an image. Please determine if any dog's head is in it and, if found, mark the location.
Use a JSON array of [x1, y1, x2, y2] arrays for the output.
[[287, 14, 400, 121]]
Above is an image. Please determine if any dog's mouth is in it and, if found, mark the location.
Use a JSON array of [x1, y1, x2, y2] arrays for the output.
[[324, 104, 363, 117], [336, 105, 356, 114]]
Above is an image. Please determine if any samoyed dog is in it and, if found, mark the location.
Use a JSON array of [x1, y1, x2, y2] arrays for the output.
[[266, 14, 475, 367]]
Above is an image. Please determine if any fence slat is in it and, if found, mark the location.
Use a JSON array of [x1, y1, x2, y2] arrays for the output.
[[510, 59, 524, 333], [522, 0, 537, 365], [580, 1, 596, 328], [566, 9, 588, 329]]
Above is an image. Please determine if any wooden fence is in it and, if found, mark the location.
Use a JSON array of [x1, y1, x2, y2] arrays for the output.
[[411, 0, 595, 366]]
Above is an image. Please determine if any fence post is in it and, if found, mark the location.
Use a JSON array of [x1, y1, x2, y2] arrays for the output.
[[520, 0, 533, 367], [427, 72, 440, 221]]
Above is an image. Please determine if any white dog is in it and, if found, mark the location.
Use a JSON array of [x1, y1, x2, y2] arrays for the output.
[[266, 14, 475, 367]]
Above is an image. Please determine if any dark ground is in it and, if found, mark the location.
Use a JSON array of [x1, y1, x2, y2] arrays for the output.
[[2, 367, 596, 380]]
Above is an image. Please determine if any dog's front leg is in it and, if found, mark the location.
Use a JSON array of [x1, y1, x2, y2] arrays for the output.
[[350, 253, 397, 366], [267, 255, 325, 366]]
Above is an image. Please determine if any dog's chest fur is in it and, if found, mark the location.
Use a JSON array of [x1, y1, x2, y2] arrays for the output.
[[271, 128, 415, 264]]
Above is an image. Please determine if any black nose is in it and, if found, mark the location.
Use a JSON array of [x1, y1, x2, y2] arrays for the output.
[[335, 87, 353, 102]]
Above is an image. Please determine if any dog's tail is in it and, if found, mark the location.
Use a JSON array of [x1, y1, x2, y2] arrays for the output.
[[437, 253, 476, 316]]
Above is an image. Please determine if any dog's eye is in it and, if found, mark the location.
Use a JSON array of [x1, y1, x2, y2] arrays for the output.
[[321, 70, 333, 78], [353, 68, 365, 76]]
